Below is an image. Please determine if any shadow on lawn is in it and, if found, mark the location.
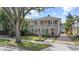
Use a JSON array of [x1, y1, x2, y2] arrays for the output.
[[16, 42, 51, 51]]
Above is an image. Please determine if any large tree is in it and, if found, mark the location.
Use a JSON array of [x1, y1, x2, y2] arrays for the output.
[[65, 13, 74, 34], [1, 7, 44, 43]]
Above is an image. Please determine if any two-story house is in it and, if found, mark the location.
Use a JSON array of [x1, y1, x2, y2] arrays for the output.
[[28, 16, 61, 37]]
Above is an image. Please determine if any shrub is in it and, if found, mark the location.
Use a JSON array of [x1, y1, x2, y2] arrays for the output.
[[75, 34, 79, 38], [9, 30, 15, 37], [42, 32, 49, 37], [21, 29, 29, 36]]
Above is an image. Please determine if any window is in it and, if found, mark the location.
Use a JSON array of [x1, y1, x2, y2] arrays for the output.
[[35, 21, 37, 25], [54, 20, 58, 24], [50, 21, 52, 25], [41, 21, 42, 25], [38, 28, 40, 31], [42, 29, 44, 33], [32, 28, 33, 33], [48, 20, 50, 25], [46, 29, 48, 33], [35, 29, 36, 32]]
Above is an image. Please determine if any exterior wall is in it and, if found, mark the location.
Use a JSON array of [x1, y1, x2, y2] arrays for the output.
[[58, 20, 61, 35], [72, 29, 77, 35], [72, 27, 79, 35], [60, 24, 65, 33], [28, 17, 61, 37], [72, 21, 79, 35]]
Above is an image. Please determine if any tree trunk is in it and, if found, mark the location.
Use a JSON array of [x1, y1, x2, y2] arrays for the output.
[[15, 21, 21, 43], [70, 28, 72, 35]]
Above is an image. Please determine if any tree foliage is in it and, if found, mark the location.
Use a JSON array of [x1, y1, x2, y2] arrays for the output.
[[0, 10, 11, 32], [65, 13, 74, 34], [1, 7, 44, 43]]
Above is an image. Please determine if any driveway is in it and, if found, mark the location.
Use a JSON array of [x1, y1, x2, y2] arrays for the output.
[[42, 34, 79, 51]]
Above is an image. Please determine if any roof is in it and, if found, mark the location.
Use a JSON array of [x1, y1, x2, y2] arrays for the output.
[[28, 16, 61, 21]]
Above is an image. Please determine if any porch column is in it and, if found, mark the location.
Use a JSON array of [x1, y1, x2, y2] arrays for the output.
[[48, 29, 51, 36]]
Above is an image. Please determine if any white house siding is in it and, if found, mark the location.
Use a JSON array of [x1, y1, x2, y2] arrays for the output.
[[72, 21, 79, 35], [28, 16, 61, 37]]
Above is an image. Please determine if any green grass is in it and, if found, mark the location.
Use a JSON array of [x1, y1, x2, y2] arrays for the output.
[[0, 39, 10, 45], [7, 40, 18, 47], [21, 36, 47, 41], [18, 42, 51, 51], [7, 41, 51, 51], [0, 39, 50, 51]]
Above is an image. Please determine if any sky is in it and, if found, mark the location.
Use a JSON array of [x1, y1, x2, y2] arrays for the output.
[[26, 7, 79, 23]]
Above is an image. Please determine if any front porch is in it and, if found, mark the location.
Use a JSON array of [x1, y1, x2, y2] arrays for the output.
[[48, 27, 60, 37]]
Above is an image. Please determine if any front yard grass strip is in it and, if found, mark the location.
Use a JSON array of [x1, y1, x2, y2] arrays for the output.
[[7, 41, 51, 51], [0, 39, 10, 45], [17, 42, 51, 51], [0, 39, 51, 51], [21, 36, 47, 41]]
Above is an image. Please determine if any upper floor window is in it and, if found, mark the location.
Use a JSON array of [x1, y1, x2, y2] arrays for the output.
[[48, 20, 50, 25], [41, 21, 46, 25], [35, 21, 37, 25], [54, 20, 58, 24], [50, 21, 52, 25], [48, 20, 52, 25], [41, 21, 42, 25]]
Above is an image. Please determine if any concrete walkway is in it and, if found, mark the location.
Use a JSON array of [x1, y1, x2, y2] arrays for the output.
[[42, 34, 79, 51]]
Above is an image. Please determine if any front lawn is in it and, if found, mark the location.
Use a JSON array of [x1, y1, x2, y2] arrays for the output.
[[0, 39, 10, 45], [17, 42, 51, 51], [21, 36, 47, 41], [0, 39, 51, 51]]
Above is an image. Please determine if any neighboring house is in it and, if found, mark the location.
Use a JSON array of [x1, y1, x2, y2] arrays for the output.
[[28, 16, 61, 37], [72, 20, 79, 35], [60, 23, 65, 33]]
